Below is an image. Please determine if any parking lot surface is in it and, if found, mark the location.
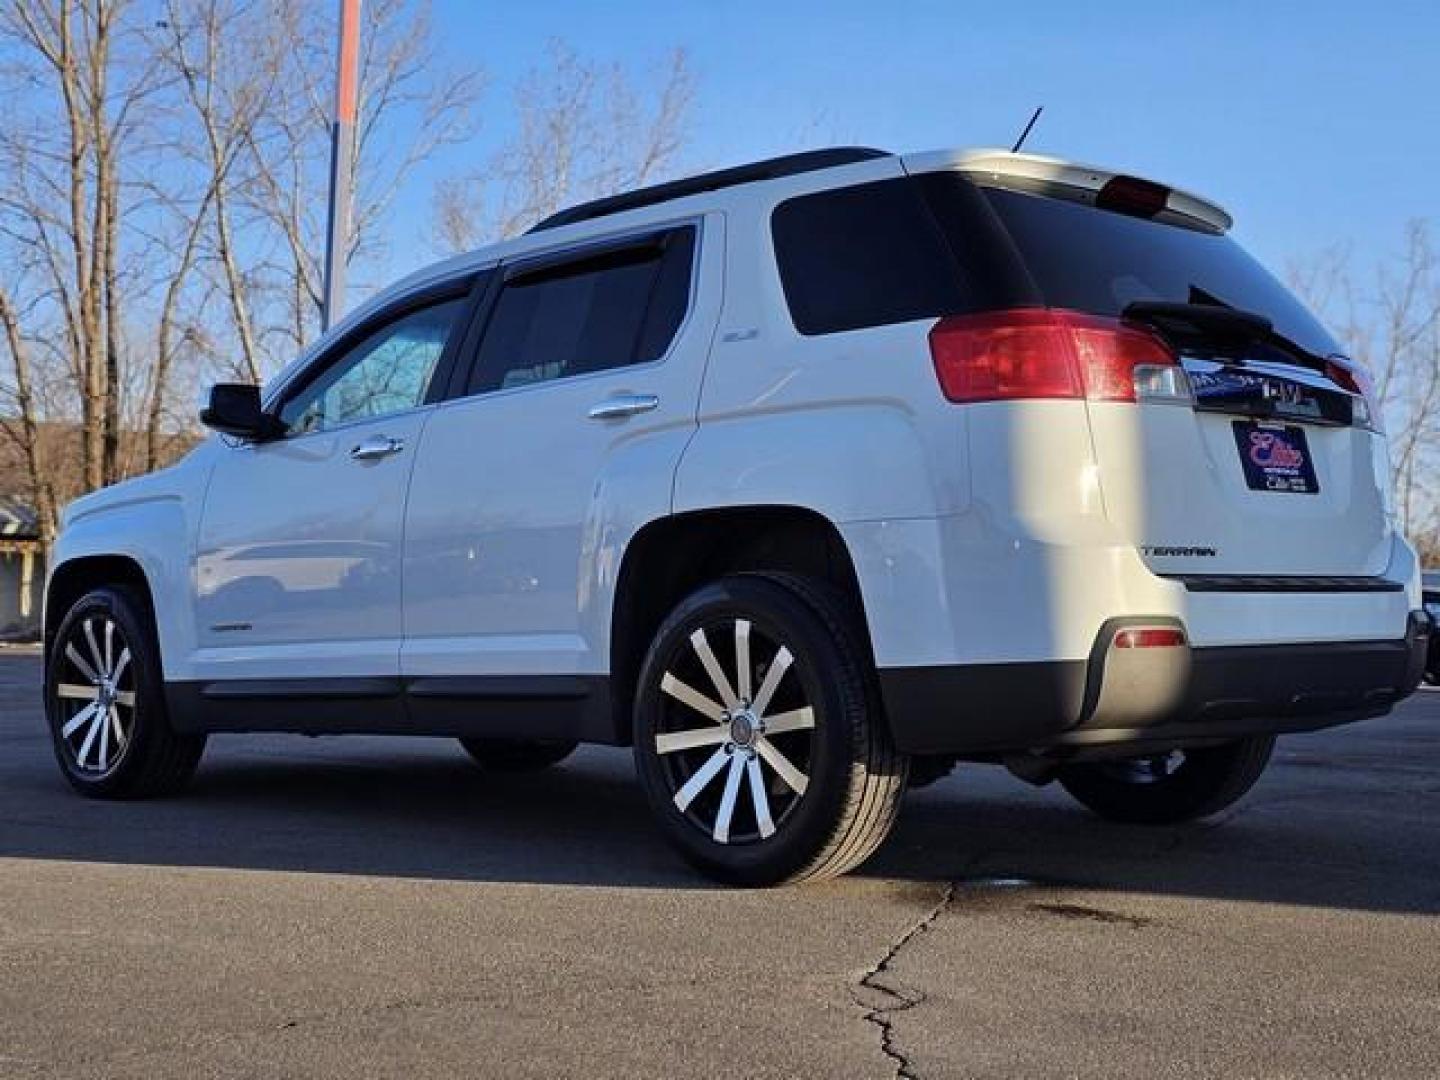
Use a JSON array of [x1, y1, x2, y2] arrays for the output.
[[2, 651, 1437, 1078]]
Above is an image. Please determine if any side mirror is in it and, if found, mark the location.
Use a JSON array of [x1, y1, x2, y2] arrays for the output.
[[199, 383, 283, 441]]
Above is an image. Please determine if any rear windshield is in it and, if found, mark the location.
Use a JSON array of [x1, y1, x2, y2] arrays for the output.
[[980, 186, 1340, 358]]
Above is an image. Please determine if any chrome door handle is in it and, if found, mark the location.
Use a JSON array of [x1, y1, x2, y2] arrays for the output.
[[588, 393, 659, 420], [350, 434, 405, 460]]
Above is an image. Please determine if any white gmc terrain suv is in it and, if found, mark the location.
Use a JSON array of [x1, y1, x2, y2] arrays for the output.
[[44, 148, 1430, 885]]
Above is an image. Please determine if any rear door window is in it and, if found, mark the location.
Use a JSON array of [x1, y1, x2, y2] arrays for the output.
[[771, 179, 974, 335], [468, 227, 695, 395]]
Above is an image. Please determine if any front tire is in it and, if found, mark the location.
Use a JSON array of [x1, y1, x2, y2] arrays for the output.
[[1058, 736, 1274, 825], [633, 573, 907, 886], [45, 585, 206, 799]]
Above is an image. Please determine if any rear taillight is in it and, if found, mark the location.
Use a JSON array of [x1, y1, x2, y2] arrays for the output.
[[929, 309, 1187, 405], [1324, 355, 1383, 432]]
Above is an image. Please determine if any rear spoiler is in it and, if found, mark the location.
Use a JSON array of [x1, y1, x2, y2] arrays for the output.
[[902, 149, 1233, 235]]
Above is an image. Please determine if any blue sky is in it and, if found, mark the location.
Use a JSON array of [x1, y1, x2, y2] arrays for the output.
[[415, 0, 1438, 280]]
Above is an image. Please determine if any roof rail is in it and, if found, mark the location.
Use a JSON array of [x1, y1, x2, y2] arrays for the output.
[[527, 147, 892, 233]]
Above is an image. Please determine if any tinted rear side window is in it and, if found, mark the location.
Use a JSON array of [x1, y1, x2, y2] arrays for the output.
[[981, 187, 1339, 356], [469, 227, 695, 394], [772, 179, 971, 335]]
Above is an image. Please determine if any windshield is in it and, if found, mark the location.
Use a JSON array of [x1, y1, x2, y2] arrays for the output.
[[980, 186, 1341, 359]]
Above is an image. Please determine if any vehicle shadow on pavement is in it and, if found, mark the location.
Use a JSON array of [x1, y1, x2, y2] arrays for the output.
[[4, 649, 1437, 911], [873, 770, 1440, 916], [0, 731, 1435, 914], [0, 736, 700, 888]]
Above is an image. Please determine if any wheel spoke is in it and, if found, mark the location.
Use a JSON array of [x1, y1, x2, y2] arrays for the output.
[[65, 642, 100, 684], [108, 705, 127, 754], [755, 737, 808, 795], [661, 619, 815, 845], [76, 707, 104, 768], [735, 619, 752, 703], [656, 726, 730, 755], [83, 620, 106, 680], [660, 672, 726, 722], [746, 755, 775, 838], [712, 754, 746, 843], [751, 646, 793, 718], [62, 701, 100, 738], [111, 647, 131, 685], [690, 628, 739, 710], [114, 690, 137, 709], [103, 620, 115, 678], [56, 683, 99, 701], [762, 706, 814, 736], [97, 701, 111, 770], [672, 747, 730, 812]]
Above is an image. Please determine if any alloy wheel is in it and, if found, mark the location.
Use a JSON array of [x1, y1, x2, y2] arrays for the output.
[[654, 617, 817, 845], [1099, 750, 1184, 786], [53, 614, 137, 777]]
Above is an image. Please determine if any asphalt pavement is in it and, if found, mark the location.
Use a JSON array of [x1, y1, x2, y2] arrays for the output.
[[2, 650, 1437, 1078]]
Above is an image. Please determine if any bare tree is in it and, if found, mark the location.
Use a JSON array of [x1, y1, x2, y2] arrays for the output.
[[153, 0, 282, 384], [240, 0, 482, 354], [434, 41, 695, 250], [0, 0, 164, 512], [1290, 220, 1440, 559], [0, 284, 58, 548], [0, 8, 700, 556]]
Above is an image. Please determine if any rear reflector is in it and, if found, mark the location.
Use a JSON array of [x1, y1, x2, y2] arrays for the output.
[[929, 309, 1182, 404], [1113, 627, 1187, 649]]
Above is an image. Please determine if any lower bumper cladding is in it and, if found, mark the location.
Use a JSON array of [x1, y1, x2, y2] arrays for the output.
[[880, 610, 1431, 756]]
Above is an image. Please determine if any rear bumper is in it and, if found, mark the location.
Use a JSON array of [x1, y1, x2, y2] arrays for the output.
[[881, 609, 1431, 756]]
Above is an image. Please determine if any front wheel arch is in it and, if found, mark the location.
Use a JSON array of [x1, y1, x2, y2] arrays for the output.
[[45, 555, 155, 659]]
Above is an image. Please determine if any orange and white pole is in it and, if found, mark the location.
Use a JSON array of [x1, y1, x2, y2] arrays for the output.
[[321, 0, 361, 332]]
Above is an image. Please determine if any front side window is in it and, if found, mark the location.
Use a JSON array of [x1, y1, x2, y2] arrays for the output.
[[468, 227, 694, 395], [280, 298, 465, 435]]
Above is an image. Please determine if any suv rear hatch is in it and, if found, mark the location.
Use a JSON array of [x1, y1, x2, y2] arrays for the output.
[[915, 156, 1395, 581]]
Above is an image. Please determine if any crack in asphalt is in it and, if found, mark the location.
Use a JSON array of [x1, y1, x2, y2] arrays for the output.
[[851, 881, 956, 1080]]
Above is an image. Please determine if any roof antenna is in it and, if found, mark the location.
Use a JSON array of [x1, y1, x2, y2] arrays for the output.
[[1010, 106, 1043, 153]]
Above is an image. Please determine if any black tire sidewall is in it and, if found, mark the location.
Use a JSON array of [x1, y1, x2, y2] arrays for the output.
[[633, 576, 866, 885], [45, 586, 168, 797], [1059, 736, 1274, 825]]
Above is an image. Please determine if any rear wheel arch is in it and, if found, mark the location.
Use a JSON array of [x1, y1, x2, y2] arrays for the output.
[[609, 505, 875, 744]]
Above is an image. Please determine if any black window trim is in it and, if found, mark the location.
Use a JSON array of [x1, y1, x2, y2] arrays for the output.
[[445, 216, 703, 404], [262, 269, 492, 438], [502, 228, 673, 287]]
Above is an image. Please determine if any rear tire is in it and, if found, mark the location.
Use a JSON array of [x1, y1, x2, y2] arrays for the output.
[[1058, 736, 1274, 825], [45, 585, 205, 799], [458, 737, 577, 772], [633, 572, 908, 886]]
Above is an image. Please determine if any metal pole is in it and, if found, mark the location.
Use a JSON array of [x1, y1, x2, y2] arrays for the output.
[[321, 0, 361, 333]]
